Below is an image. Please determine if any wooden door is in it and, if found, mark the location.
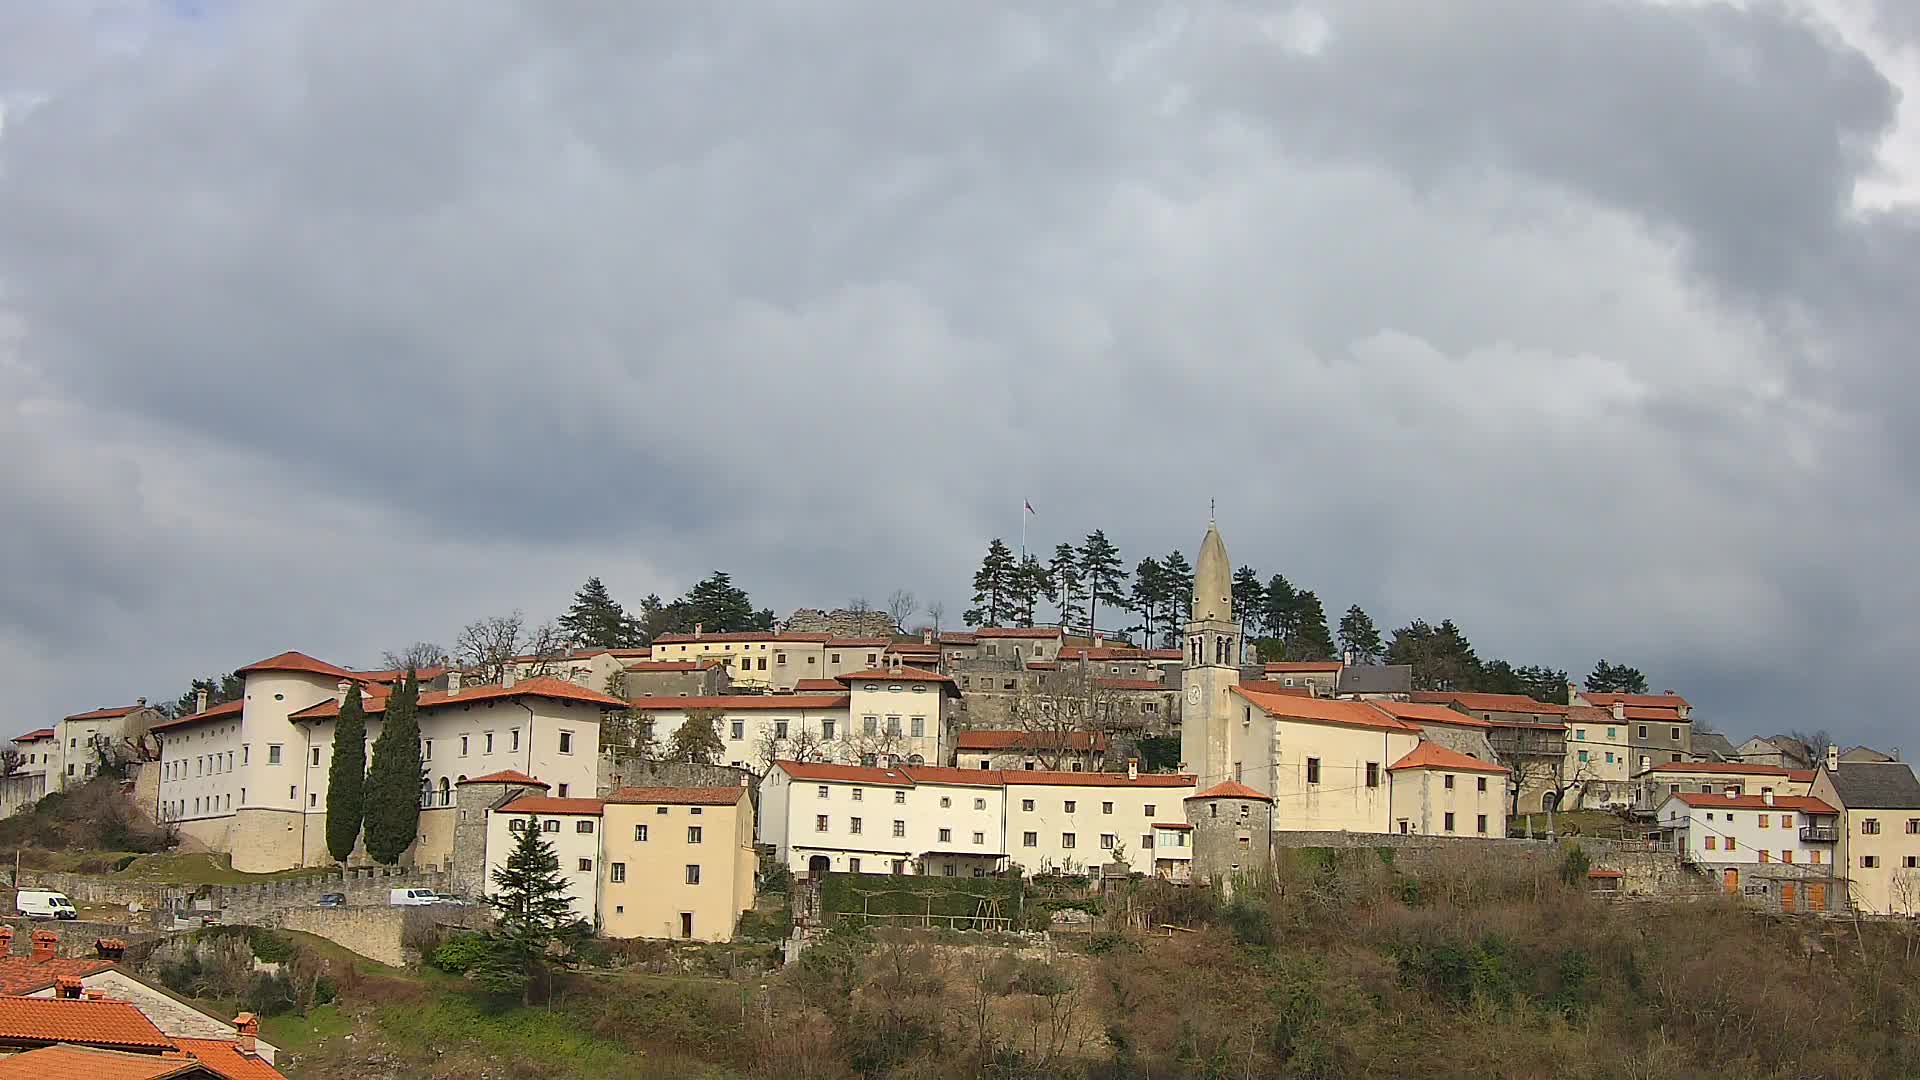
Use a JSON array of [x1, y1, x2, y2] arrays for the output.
[[1807, 882, 1826, 911], [1723, 868, 1739, 894], [1780, 882, 1796, 913]]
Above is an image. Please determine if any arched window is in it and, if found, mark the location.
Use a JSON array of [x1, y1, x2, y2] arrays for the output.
[[908, 754, 925, 767], [439, 776, 452, 806]]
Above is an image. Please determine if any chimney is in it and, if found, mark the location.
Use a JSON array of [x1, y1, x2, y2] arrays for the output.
[[31, 929, 58, 963], [0, 926, 15, 955], [502, 663, 518, 689], [195, 688, 209, 714], [1763, 789, 1775, 806], [1095, 634, 1105, 648], [95, 937, 126, 960], [233, 1013, 259, 1056], [1610, 702, 1626, 721], [1725, 785, 1739, 798], [335, 680, 351, 707], [1127, 757, 1138, 781], [53, 976, 83, 999], [1826, 743, 1839, 772], [82, 988, 107, 1001], [135, 697, 146, 708], [1567, 681, 1578, 707], [446, 668, 463, 696], [694, 623, 704, 640], [923, 628, 934, 645]]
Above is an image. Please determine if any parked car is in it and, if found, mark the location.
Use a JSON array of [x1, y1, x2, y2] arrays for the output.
[[15, 889, 78, 920], [313, 892, 347, 908], [432, 895, 470, 907], [388, 888, 442, 907]]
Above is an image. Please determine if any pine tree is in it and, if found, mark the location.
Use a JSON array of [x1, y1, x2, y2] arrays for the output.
[[476, 820, 585, 1003], [1231, 566, 1264, 641], [1078, 530, 1126, 636], [558, 576, 641, 649], [1047, 543, 1085, 629], [1130, 557, 1166, 645], [1292, 590, 1335, 661], [168, 673, 244, 718], [1159, 550, 1194, 643], [363, 670, 424, 865], [1262, 574, 1300, 642], [1338, 605, 1385, 664], [1387, 620, 1482, 691], [1587, 660, 1648, 694], [324, 684, 368, 865], [1009, 555, 1047, 627], [965, 539, 1018, 627], [679, 572, 774, 633]]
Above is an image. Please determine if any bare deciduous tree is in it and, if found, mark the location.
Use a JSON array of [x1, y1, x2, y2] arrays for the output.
[[454, 611, 568, 685], [381, 641, 446, 672], [886, 590, 918, 632], [1789, 729, 1835, 767], [847, 596, 872, 613], [752, 724, 830, 777], [925, 601, 946, 638], [0, 749, 23, 778], [1007, 670, 1126, 770]]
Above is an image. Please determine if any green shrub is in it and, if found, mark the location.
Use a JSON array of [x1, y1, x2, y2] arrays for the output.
[[735, 907, 792, 943], [1559, 842, 1590, 885], [247, 928, 297, 963], [431, 932, 491, 975], [1222, 898, 1274, 947]]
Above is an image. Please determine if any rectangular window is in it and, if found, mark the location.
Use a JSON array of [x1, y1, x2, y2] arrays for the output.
[[886, 716, 902, 735], [1143, 833, 1155, 850], [974, 797, 986, 810], [1726, 837, 1737, 851], [1100, 833, 1115, 849], [911, 716, 925, 737], [848, 857, 861, 873], [242, 745, 250, 765], [823, 719, 836, 740], [1064, 800, 1076, 813], [267, 745, 282, 765], [1365, 763, 1379, 788], [1476, 814, 1487, 834], [730, 720, 745, 740], [1760, 851, 1771, 863], [1863, 819, 1882, 835], [1578, 750, 1590, 763], [1759, 815, 1770, 829], [511, 729, 521, 751], [485, 733, 494, 753], [423, 739, 432, 761], [973, 831, 985, 844], [309, 793, 318, 807], [310, 747, 321, 766], [558, 731, 573, 754], [893, 820, 906, 838], [1907, 856, 1919, 869], [864, 716, 878, 736], [635, 824, 648, 841], [1782, 850, 1793, 864], [1023, 831, 1038, 847], [460, 735, 469, 757], [851, 788, 863, 801], [757, 658, 766, 670], [893, 790, 906, 805], [576, 820, 594, 833], [577, 858, 593, 872], [816, 815, 829, 833], [1102, 802, 1114, 815], [1144, 803, 1156, 816], [940, 796, 951, 808], [1861, 855, 1880, 868], [542, 820, 560, 833], [1022, 799, 1035, 812], [610, 863, 626, 883], [817, 785, 830, 799], [1476, 776, 1488, 793], [1908, 819, 1919, 834], [1444, 774, 1456, 790], [1306, 758, 1321, 784], [688, 826, 703, 844], [1062, 833, 1076, 849], [685, 865, 701, 885], [939, 827, 952, 842], [1706, 835, 1717, 850], [850, 817, 862, 834], [775, 720, 788, 739], [1670, 727, 1680, 741], [1443, 812, 1455, 832]]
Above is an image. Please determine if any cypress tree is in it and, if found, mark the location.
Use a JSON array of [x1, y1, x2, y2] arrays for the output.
[[324, 683, 368, 864], [363, 669, 424, 865]]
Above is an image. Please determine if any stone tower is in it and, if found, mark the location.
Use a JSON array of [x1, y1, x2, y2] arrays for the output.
[[1179, 520, 1241, 790], [1184, 780, 1273, 899]]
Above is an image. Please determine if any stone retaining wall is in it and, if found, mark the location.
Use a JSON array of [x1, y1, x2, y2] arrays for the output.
[[274, 905, 487, 967], [0, 916, 153, 958], [215, 867, 448, 925], [1269, 830, 1549, 852]]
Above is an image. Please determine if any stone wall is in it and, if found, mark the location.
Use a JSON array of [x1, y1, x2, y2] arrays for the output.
[[782, 609, 900, 637], [596, 758, 755, 799], [0, 916, 151, 958], [274, 905, 487, 967], [214, 866, 449, 925], [12, 871, 188, 912], [1269, 830, 1548, 852]]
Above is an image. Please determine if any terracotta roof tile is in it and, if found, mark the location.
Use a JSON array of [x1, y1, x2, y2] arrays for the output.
[[1001, 770, 1194, 788], [1645, 761, 1791, 776], [1411, 691, 1570, 716], [172, 1037, 288, 1080], [12, 728, 54, 742], [650, 632, 832, 644], [1056, 647, 1149, 661], [0, 956, 117, 995], [624, 694, 850, 711], [499, 796, 604, 815], [1187, 780, 1272, 802], [291, 676, 627, 720], [1367, 701, 1493, 729], [604, 786, 748, 806], [898, 766, 1006, 788], [60, 706, 146, 723], [1388, 742, 1510, 774], [1152, 822, 1194, 830], [791, 678, 844, 692], [938, 632, 978, 645], [148, 699, 245, 733], [824, 638, 892, 648], [1583, 691, 1690, 710], [233, 651, 356, 680], [1667, 792, 1836, 813], [774, 760, 914, 785], [973, 628, 1063, 639], [834, 667, 958, 685], [1143, 649, 1183, 660], [622, 660, 722, 673], [1233, 685, 1419, 733], [0, 1045, 209, 1080], [456, 770, 548, 788], [0, 997, 173, 1050], [953, 730, 1107, 752], [884, 641, 940, 654]]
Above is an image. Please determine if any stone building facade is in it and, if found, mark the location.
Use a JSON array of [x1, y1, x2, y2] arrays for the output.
[[1185, 780, 1273, 899]]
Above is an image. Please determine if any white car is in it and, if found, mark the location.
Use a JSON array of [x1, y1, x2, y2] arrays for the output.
[[15, 889, 78, 920], [387, 888, 442, 907]]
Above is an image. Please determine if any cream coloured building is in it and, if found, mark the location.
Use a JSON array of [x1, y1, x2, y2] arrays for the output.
[[1809, 753, 1920, 915], [599, 786, 756, 941], [1386, 742, 1509, 837], [645, 632, 892, 691], [1004, 768, 1196, 875], [486, 795, 606, 925]]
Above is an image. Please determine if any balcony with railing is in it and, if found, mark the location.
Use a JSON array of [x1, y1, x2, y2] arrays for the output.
[[1799, 824, 1839, 843]]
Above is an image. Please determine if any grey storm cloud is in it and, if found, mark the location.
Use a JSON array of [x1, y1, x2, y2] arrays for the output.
[[1, 1, 1915, 753]]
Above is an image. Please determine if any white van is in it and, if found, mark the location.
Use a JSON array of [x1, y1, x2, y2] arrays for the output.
[[15, 889, 78, 920], [388, 888, 442, 907]]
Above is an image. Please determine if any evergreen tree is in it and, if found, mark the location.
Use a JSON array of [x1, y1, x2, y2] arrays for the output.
[[1387, 620, 1481, 691], [1047, 543, 1084, 629], [1338, 605, 1385, 664], [1515, 664, 1572, 703], [1078, 530, 1127, 636], [1130, 557, 1167, 645], [1587, 659, 1648, 694], [965, 539, 1018, 627], [665, 710, 725, 764], [476, 820, 586, 1003], [557, 576, 641, 649], [680, 572, 774, 633], [1009, 555, 1047, 627], [363, 670, 424, 865], [1263, 574, 1300, 642], [168, 673, 244, 718], [1160, 550, 1194, 643], [1291, 590, 1335, 661], [1231, 566, 1264, 641], [324, 683, 368, 865]]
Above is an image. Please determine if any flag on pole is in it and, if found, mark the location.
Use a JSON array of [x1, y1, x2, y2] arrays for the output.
[[1024, 500, 1036, 516]]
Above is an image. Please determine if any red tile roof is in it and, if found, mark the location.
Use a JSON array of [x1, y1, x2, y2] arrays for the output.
[[884, 641, 940, 654], [650, 632, 833, 644], [1057, 647, 1149, 661], [1388, 743, 1509, 774], [290, 676, 628, 720], [1026, 661, 1058, 671], [824, 638, 892, 648], [1587, 869, 1624, 880], [172, 1037, 288, 1080], [12, 728, 54, 743], [1187, 780, 1272, 802], [791, 678, 845, 692], [456, 770, 548, 788], [1002, 770, 1194, 788], [1143, 649, 1183, 660], [954, 730, 1107, 752], [973, 628, 1063, 639], [898, 766, 1007, 788], [0, 1045, 210, 1080], [0, 955, 116, 995], [1678, 789, 1833, 812], [834, 667, 958, 685], [621, 660, 721, 673], [1411, 691, 1570, 716], [604, 786, 747, 806], [500, 796, 605, 816], [1238, 679, 1312, 696], [624, 694, 850, 712], [0, 997, 173, 1050], [1583, 691, 1690, 710], [1233, 685, 1419, 733], [939, 632, 978, 645], [775, 759, 1191, 789], [1787, 769, 1816, 783], [1093, 678, 1167, 691], [1367, 701, 1493, 729], [774, 760, 914, 785], [148, 699, 244, 733], [233, 651, 356, 680], [1263, 662, 1342, 673], [1152, 822, 1194, 830], [1645, 761, 1791, 776], [60, 706, 146, 723]]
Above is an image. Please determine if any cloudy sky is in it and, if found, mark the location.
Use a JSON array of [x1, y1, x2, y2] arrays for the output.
[[2, 1, 1916, 753]]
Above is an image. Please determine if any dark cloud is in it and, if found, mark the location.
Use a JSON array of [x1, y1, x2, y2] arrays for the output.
[[0, 1, 1916, 755]]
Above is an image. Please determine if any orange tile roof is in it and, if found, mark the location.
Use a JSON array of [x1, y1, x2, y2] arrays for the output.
[[884, 641, 940, 654], [290, 676, 628, 720], [1388, 743, 1509, 774], [1093, 678, 1166, 691], [824, 638, 892, 648], [1001, 770, 1194, 788], [60, 706, 146, 723], [1262, 662, 1342, 673], [1057, 647, 1149, 661], [351, 665, 449, 684], [1187, 780, 1272, 802], [953, 730, 1107, 752], [604, 786, 747, 806], [1411, 691, 1570, 716], [1645, 761, 1791, 776], [0, 997, 173, 1050], [172, 1038, 288, 1080], [774, 760, 914, 785], [973, 628, 1063, 639], [624, 694, 850, 712], [791, 678, 844, 692], [1583, 691, 1690, 710], [500, 796, 604, 815], [1238, 679, 1312, 695], [233, 651, 356, 680], [1026, 661, 1058, 671], [898, 766, 1007, 788], [1143, 649, 1183, 660], [1586, 869, 1624, 880], [456, 770, 548, 788], [1152, 822, 1194, 830], [939, 632, 978, 645], [1668, 792, 1836, 813], [1366, 701, 1493, 729], [650, 632, 833, 644], [0, 1045, 210, 1080], [0, 956, 117, 995], [12, 728, 54, 742], [834, 667, 958, 685], [1233, 685, 1419, 733], [148, 699, 245, 733], [1787, 769, 1816, 783]]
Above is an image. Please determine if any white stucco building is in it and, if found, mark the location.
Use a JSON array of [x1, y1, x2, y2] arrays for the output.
[[486, 794, 606, 926], [1657, 791, 1841, 870]]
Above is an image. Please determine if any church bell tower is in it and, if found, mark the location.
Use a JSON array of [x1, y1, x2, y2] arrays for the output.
[[1179, 519, 1240, 790]]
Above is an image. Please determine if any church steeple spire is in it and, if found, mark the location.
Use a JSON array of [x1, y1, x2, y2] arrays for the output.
[[1193, 520, 1232, 624]]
